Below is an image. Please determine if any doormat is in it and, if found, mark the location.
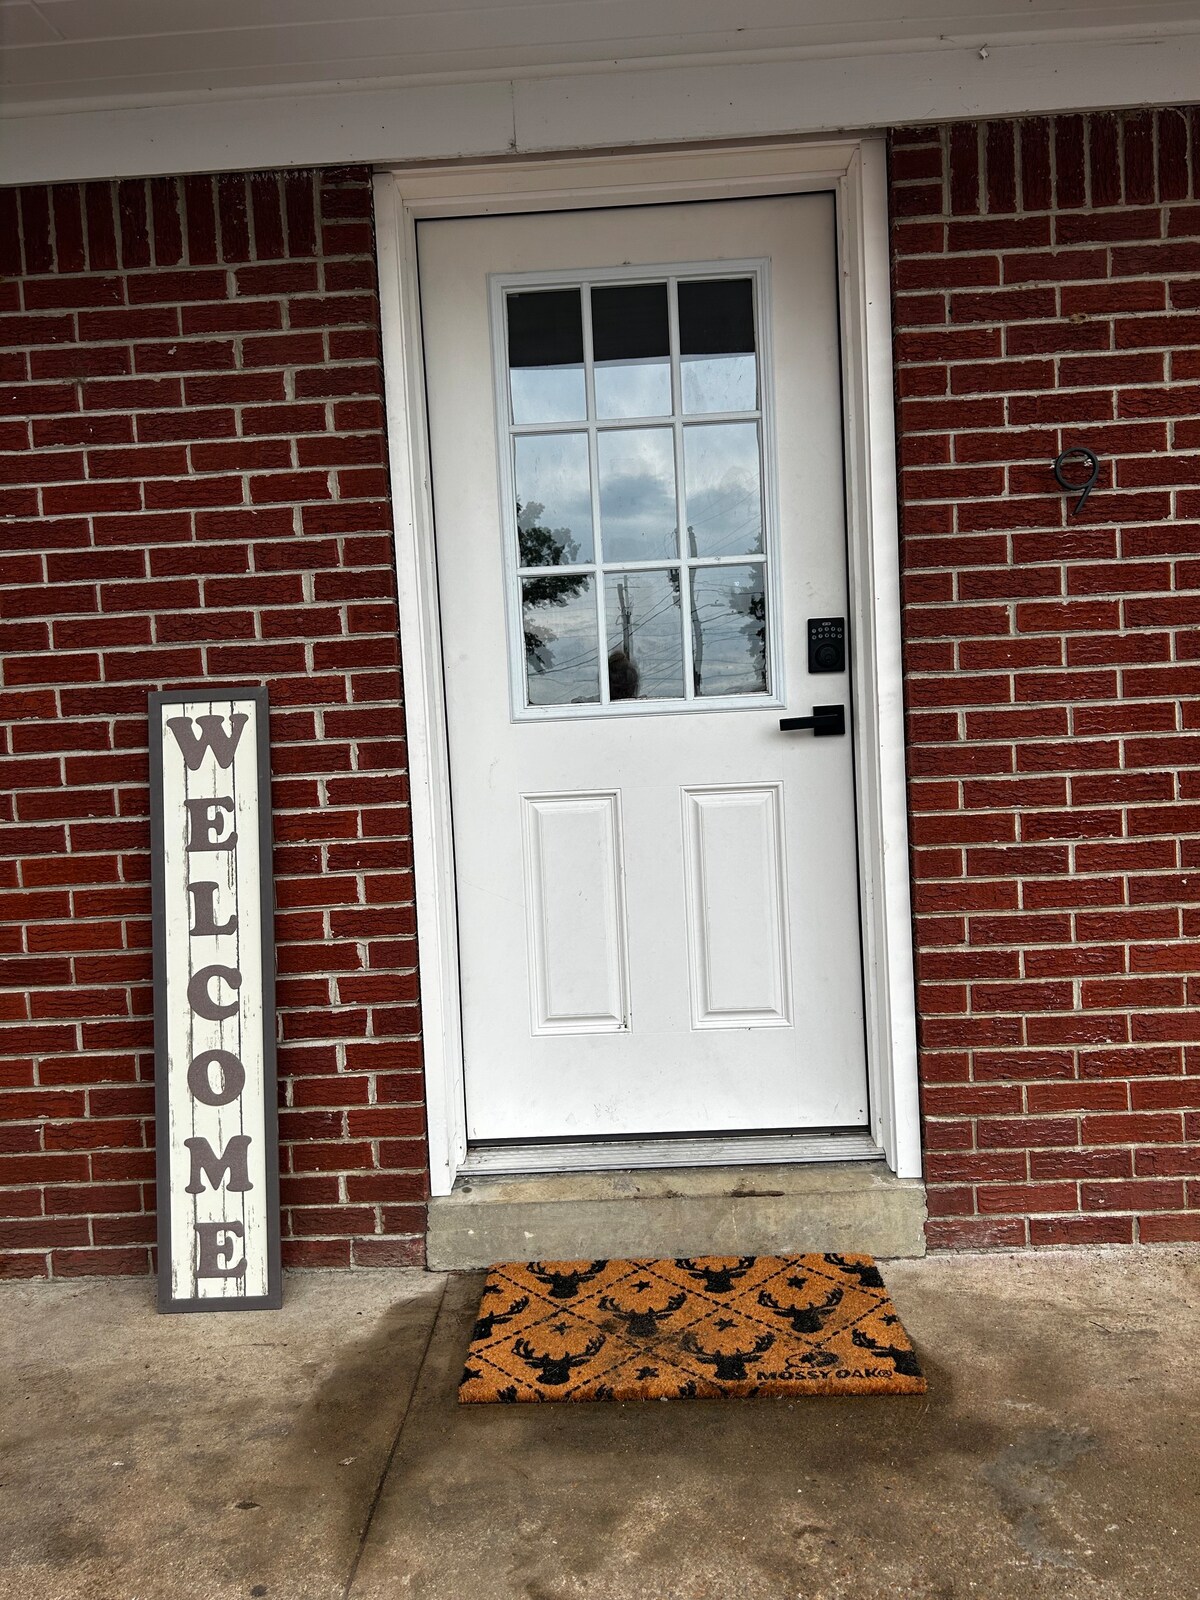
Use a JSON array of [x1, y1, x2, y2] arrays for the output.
[[459, 1254, 926, 1403]]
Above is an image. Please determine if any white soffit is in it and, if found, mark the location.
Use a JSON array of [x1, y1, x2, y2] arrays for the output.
[[1, 1, 1199, 182]]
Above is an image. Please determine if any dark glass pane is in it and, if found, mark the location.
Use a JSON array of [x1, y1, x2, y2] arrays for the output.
[[678, 278, 755, 356], [591, 283, 671, 418], [506, 289, 586, 423], [678, 278, 757, 414], [592, 282, 670, 362], [508, 287, 585, 367]]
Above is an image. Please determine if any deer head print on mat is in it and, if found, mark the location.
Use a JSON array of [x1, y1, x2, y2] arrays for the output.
[[679, 1329, 775, 1381], [676, 1257, 756, 1294], [757, 1283, 844, 1334], [527, 1262, 609, 1299], [512, 1334, 607, 1386]]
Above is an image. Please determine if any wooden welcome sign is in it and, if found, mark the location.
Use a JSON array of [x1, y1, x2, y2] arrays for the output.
[[149, 687, 282, 1312]]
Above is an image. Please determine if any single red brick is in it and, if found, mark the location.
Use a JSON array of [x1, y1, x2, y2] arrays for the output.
[[51, 1246, 149, 1277], [117, 179, 151, 268], [1050, 115, 1085, 207], [127, 268, 229, 304], [1082, 1111, 1184, 1145], [245, 174, 285, 260], [19, 186, 54, 273], [1122, 111, 1155, 205], [182, 176, 219, 264], [945, 123, 978, 215], [926, 1216, 1027, 1248], [1084, 112, 1120, 207], [149, 177, 184, 266], [133, 339, 237, 375], [216, 174, 250, 262], [352, 1236, 425, 1268], [976, 1182, 1078, 1214], [1030, 1215, 1134, 1245], [1017, 118, 1052, 211], [1156, 109, 1190, 202], [281, 1238, 354, 1268], [1055, 210, 1161, 245], [1139, 1214, 1200, 1243]]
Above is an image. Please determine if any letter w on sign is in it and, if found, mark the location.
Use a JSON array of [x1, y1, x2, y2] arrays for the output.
[[166, 712, 249, 771], [149, 687, 281, 1313]]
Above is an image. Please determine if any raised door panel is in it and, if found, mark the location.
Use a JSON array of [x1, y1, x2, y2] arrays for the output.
[[522, 791, 630, 1034], [683, 784, 791, 1029]]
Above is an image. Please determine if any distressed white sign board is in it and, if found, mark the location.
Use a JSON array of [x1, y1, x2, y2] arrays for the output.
[[150, 687, 281, 1313]]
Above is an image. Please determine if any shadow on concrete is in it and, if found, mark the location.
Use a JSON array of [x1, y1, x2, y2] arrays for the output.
[[2, 1248, 1198, 1600]]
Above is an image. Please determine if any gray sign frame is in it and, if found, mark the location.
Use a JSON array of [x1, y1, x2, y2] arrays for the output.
[[150, 684, 282, 1313]]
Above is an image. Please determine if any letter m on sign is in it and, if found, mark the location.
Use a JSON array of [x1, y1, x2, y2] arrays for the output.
[[149, 687, 282, 1314]]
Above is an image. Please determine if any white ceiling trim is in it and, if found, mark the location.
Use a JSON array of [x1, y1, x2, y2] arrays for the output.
[[4, 13, 1200, 109], [3, 33, 1199, 186]]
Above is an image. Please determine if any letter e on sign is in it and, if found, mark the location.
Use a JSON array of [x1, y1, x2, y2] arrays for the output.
[[150, 687, 281, 1312]]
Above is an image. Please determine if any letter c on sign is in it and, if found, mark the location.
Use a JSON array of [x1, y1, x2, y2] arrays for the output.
[[187, 964, 242, 1021], [187, 1049, 247, 1107]]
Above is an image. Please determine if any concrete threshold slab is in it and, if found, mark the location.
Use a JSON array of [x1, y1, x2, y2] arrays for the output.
[[426, 1160, 927, 1269]]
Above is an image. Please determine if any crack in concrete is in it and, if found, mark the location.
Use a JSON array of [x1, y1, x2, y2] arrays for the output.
[[342, 1274, 449, 1600]]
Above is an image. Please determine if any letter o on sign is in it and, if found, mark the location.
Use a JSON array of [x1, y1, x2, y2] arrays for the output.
[[188, 1049, 247, 1107]]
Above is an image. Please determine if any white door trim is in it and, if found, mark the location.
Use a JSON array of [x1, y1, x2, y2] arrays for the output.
[[373, 139, 921, 1195]]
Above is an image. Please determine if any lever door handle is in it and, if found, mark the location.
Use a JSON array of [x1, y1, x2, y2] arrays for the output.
[[779, 704, 845, 737]]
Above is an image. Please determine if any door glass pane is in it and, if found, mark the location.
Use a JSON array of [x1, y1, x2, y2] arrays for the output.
[[522, 574, 600, 706], [683, 422, 763, 558], [507, 288, 587, 424], [591, 283, 671, 419], [690, 563, 768, 697], [597, 428, 677, 562], [605, 569, 684, 701], [515, 433, 594, 566], [678, 278, 757, 414], [498, 262, 777, 715]]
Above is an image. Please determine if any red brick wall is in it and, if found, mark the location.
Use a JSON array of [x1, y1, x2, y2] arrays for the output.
[[893, 110, 1200, 1248], [0, 167, 427, 1278], [9, 126, 1200, 1274]]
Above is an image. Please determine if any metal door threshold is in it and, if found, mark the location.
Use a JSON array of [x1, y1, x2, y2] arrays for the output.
[[459, 1129, 881, 1177]]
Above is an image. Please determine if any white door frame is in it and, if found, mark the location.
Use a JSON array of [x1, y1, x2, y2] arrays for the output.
[[373, 139, 921, 1196]]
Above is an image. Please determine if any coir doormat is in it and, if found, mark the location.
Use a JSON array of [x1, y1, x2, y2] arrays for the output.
[[459, 1254, 926, 1403]]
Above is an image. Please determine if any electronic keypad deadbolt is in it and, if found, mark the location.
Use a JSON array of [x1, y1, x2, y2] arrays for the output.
[[808, 617, 846, 674]]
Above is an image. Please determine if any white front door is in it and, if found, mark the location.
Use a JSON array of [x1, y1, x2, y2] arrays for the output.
[[420, 195, 868, 1146]]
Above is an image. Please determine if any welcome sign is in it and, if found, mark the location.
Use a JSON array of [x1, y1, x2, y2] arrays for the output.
[[150, 687, 282, 1312]]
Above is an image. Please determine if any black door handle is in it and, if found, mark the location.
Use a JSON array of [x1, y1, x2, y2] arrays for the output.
[[779, 704, 845, 737]]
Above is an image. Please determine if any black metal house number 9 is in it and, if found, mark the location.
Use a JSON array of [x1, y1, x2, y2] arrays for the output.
[[1053, 446, 1101, 516]]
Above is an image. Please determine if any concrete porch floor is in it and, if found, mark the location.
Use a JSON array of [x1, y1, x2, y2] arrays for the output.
[[1, 1249, 1197, 1600]]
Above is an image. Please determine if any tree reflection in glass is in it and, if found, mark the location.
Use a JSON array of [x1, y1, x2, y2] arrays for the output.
[[515, 433, 593, 565], [517, 495, 597, 705], [690, 564, 767, 697]]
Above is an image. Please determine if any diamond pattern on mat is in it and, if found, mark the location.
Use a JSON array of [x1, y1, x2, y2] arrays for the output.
[[458, 1254, 927, 1403]]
